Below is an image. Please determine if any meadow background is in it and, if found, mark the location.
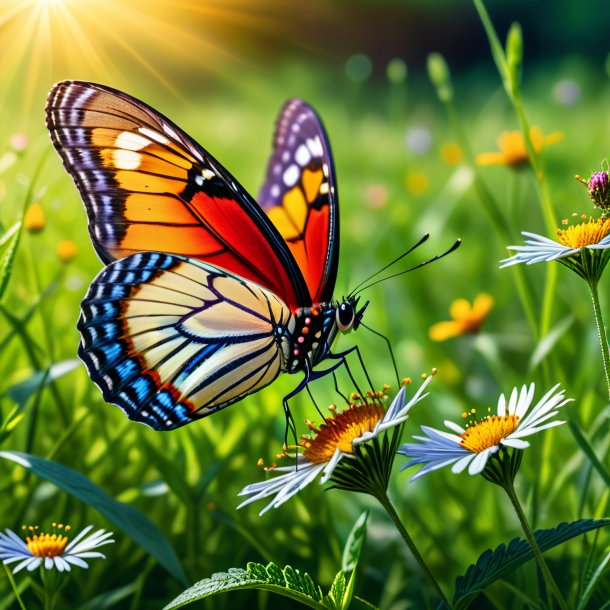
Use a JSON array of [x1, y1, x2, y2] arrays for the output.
[[0, 0, 608, 608]]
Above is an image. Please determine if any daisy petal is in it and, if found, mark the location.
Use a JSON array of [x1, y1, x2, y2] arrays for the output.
[[468, 448, 494, 475]]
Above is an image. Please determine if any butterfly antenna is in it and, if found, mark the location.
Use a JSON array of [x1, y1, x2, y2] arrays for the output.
[[348, 233, 430, 297], [360, 322, 400, 388], [352, 238, 461, 295]]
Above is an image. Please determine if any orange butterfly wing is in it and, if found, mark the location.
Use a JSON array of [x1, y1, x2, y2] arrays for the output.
[[258, 100, 339, 304], [46, 81, 309, 310]]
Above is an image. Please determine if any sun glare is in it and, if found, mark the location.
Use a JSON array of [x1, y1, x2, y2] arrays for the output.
[[0, 0, 295, 128]]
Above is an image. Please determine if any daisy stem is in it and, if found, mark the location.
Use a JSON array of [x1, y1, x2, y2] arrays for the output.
[[442, 100, 538, 338], [503, 481, 568, 610], [375, 490, 451, 609], [40, 566, 58, 610], [3, 563, 28, 610], [588, 280, 610, 399]]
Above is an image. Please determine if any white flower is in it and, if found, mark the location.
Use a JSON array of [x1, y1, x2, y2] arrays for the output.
[[501, 221, 610, 268], [0, 524, 114, 573], [399, 383, 571, 481], [238, 376, 434, 515]]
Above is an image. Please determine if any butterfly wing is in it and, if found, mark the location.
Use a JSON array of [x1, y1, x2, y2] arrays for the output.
[[258, 100, 339, 304], [78, 251, 291, 430], [46, 80, 309, 310]]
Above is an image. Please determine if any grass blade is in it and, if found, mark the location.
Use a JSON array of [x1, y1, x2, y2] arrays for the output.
[[0, 450, 187, 586]]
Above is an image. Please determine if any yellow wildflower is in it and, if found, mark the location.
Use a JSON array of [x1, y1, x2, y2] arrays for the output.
[[476, 127, 563, 168], [429, 294, 493, 341], [440, 142, 463, 165], [57, 240, 77, 264], [24, 202, 45, 232], [405, 170, 429, 195]]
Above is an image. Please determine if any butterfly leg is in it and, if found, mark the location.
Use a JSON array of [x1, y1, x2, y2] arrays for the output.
[[359, 322, 400, 387], [305, 383, 325, 419], [332, 371, 350, 404], [283, 356, 350, 444], [326, 345, 375, 395]]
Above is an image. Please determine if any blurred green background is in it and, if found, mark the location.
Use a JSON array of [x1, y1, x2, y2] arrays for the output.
[[1, 0, 608, 608]]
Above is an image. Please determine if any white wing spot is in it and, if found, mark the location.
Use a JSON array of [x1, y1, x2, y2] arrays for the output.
[[195, 175, 204, 186], [113, 149, 141, 170], [282, 151, 290, 162], [202, 169, 215, 180], [307, 136, 323, 158], [319, 182, 329, 195], [115, 131, 150, 151], [163, 124, 178, 139], [283, 164, 299, 188], [295, 144, 311, 167], [138, 127, 169, 145], [270, 184, 280, 198]]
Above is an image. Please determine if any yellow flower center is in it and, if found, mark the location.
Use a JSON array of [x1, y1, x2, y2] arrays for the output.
[[301, 398, 386, 464], [460, 414, 519, 453], [556, 217, 610, 248], [26, 533, 68, 558], [23, 523, 71, 558]]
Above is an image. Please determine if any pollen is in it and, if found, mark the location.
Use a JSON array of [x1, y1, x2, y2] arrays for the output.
[[301, 398, 386, 463], [460, 414, 520, 453], [556, 216, 610, 248], [25, 524, 71, 558]]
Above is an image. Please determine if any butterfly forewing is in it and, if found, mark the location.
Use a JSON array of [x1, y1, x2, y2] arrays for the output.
[[46, 81, 309, 310], [258, 99, 339, 304], [78, 252, 292, 430]]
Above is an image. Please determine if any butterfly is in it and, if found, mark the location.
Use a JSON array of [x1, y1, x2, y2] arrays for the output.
[[45, 81, 374, 431]]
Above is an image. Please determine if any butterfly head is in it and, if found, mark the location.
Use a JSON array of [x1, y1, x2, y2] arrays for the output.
[[336, 296, 369, 333]]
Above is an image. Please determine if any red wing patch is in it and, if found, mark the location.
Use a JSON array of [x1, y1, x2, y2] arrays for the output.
[[46, 81, 310, 310], [258, 100, 339, 304]]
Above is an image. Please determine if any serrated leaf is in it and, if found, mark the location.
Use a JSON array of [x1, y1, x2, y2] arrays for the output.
[[342, 510, 369, 573], [0, 221, 22, 301], [0, 451, 187, 586], [163, 562, 326, 610], [453, 519, 610, 609]]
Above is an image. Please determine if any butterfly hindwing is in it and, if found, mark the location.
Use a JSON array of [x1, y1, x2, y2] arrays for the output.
[[78, 251, 291, 430], [259, 100, 339, 304], [46, 80, 309, 310]]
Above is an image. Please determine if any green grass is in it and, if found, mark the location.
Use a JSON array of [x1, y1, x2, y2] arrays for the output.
[[0, 29, 609, 609]]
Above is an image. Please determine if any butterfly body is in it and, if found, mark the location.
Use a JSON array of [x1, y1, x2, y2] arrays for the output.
[[46, 81, 365, 430], [283, 303, 338, 373]]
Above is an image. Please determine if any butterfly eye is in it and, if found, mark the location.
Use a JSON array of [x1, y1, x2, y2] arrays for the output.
[[336, 302, 355, 332]]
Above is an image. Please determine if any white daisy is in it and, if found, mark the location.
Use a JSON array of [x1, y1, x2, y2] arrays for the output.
[[500, 218, 610, 267], [238, 375, 434, 515], [399, 383, 571, 481], [0, 523, 114, 573]]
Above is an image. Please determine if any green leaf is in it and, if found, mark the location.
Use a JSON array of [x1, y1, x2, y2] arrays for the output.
[[342, 511, 369, 573], [163, 562, 326, 610], [576, 549, 610, 610], [78, 583, 139, 610], [324, 571, 346, 610], [528, 315, 574, 370], [0, 451, 187, 586], [0, 221, 22, 302], [453, 519, 610, 609], [7, 359, 81, 407], [567, 419, 610, 488]]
